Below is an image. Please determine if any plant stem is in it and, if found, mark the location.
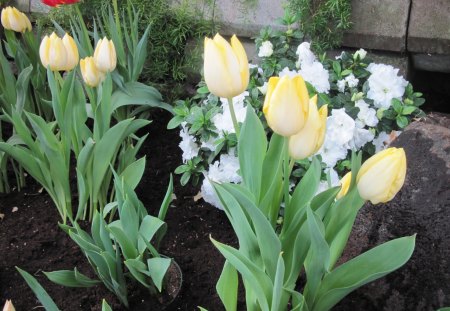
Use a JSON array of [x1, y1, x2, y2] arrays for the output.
[[283, 137, 292, 208], [227, 97, 240, 137]]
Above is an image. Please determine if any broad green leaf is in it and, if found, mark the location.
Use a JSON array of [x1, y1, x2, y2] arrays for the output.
[[158, 174, 173, 221], [313, 235, 416, 311], [44, 268, 101, 287], [147, 257, 172, 292], [238, 105, 267, 200], [217, 261, 238, 311], [124, 258, 150, 288], [271, 253, 286, 311], [211, 238, 272, 311], [15, 65, 33, 114], [108, 225, 139, 260], [138, 215, 166, 253], [16, 267, 61, 311], [102, 299, 113, 311]]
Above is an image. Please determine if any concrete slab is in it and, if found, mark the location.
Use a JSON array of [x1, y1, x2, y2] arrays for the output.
[[171, 0, 287, 38], [408, 0, 450, 54], [412, 54, 450, 74], [30, 0, 50, 14], [10, 0, 30, 13], [342, 0, 411, 52]]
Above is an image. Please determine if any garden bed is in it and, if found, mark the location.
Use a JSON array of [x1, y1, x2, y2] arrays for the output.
[[0, 110, 240, 310]]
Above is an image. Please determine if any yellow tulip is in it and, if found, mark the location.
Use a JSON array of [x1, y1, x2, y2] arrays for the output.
[[80, 57, 105, 87], [263, 75, 310, 137], [2, 300, 15, 311], [39, 32, 71, 71], [93, 38, 117, 73], [1, 7, 31, 33], [288, 95, 327, 159], [336, 172, 352, 199], [357, 147, 407, 204], [62, 33, 79, 71], [204, 33, 249, 98]]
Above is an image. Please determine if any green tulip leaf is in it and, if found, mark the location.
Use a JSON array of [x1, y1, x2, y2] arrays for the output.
[[44, 268, 101, 287], [217, 260, 238, 311], [147, 257, 172, 292]]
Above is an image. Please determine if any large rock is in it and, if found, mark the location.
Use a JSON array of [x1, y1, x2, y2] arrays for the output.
[[336, 113, 450, 310], [342, 0, 411, 52]]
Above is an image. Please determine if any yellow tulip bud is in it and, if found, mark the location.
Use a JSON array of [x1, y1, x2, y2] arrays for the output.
[[80, 57, 105, 87], [288, 95, 327, 159], [1, 7, 31, 33], [204, 33, 249, 98], [94, 38, 117, 73], [263, 75, 310, 137], [336, 172, 352, 199], [62, 33, 79, 71], [3, 300, 15, 311], [357, 147, 407, 204], [40, 32, 71, 71]]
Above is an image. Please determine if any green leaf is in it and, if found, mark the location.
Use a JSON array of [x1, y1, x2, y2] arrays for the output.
[[396, 115, 409, 128], [401, 106, 417, 115], [271, 253, 286, 311], [313, 235, 416, 311], [138, 215, 166, 253], [217, 261, 238, 311], [238, 105, 267, 200], [108, 225, 139, 259], [16, 267, 61, 311], [102, 299, 113, 311], [44, 268, 101, 287], [147, 257, 172, 292], [332, 61, 341, 75], [167, 116, 184, 129], [120, 157, 146, 190], [158, 174, 173, 221], [391, 98, 403, 114]]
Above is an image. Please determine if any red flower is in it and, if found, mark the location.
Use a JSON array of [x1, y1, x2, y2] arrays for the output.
[[41, 0, 80, 7]]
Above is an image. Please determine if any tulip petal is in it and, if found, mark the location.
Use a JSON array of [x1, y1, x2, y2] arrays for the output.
[[231, 34, 249, 92]]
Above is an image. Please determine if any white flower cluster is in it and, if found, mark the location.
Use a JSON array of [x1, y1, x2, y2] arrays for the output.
[[179, 123, 199, 163], [258, 40, 274, 58], [366, 63, 408, 109], [201, 153, 241, 209], [337, 74, 359, 93]]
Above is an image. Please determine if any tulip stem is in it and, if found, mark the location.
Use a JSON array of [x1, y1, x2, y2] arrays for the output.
[[227, 97, 240, 137], [283, 138, 293, 208]]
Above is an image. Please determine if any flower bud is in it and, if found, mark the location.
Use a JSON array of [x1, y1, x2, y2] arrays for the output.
[[204, 33, 249, 99], [3, 300, 15, 311], [39, 33, 68, 71], [62, 33, 79, 71], [353, 48, 367, 60], [263, 75, 310, 137], [1, 7, 32, 33], [336, 172, 352, 199], [80, 57, 105, 87], [357, 147, 407, 204], [94, 38, 117, 73], [288, 95, 327, 159]]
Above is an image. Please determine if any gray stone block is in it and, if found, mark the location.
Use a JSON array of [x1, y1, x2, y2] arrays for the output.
[[412, 53, 450, 73], [342, 0, 411, 52], [408, 0, 450, 54], [10, 0, 30, 13], [30, 0, 50, 13]]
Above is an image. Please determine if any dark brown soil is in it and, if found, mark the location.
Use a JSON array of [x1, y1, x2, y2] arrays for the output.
[[0, 110, 237, 310]]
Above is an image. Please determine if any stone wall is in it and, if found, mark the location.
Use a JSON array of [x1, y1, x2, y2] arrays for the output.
[[12, 0, 450, 74]]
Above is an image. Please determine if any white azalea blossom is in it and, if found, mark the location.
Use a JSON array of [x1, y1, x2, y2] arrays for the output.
[[337, 79, 346, 93], [349, 121, 375, 150], [258, 41, 274, 58], [213, 91, 248, 137], [201, 154, 241, 209], [179, 123, 199, 163], [299, 61, 330, 94], [296, 42, 316, 66], [345, 74, 359, 88], [279, 67, 299, 79], [354, 48, 367, 60], [355, 99, 379, 127], [258, 81, 268, 95], [372, 130, 401, 153], [367, 63, 408, 109]]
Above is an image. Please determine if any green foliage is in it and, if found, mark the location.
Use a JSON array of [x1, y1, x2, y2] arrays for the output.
[[288, 0, 352, 51], [38, 0, 216, 85]]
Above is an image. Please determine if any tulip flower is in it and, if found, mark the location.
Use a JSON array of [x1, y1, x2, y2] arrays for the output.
[[336, 172, 352, 199], [62, 33, 79, 71], [204, 34, 249, 99], [263, 75, 310, 137], [80, 57, 105, 87], [93, 38, 117, 73], [357, 147, 407, 204], [2, 300, 15, 311], [288, 95, 327, 159], [41, 0, 80, 6], [40, 33, 67, 71], [1, 7, 32, 33]]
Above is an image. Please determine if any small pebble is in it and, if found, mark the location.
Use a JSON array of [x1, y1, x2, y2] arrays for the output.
[[12, 207, 18, 213]]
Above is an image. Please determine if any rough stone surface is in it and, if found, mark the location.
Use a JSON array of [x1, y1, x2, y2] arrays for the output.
[[342, 0, 411, 52], [29, 0, 50, 13], [412, 54, 450, 74], [336, 113, 450, 310], [408, 0, 450, 55], [10, 0, 29, 12]]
